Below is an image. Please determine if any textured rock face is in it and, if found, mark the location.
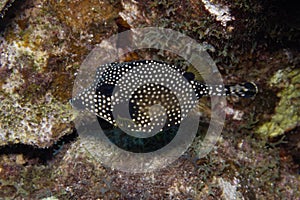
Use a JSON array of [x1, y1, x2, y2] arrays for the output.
[[256, 68, 300, 138], [0, 92, 75, 147], [0, 0, 297, 148], [0, 0, 299, 199], [0, 0, 120, 147], [0, 1, 73, 147]]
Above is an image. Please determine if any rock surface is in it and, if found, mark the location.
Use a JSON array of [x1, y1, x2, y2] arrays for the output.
[[0, 0, 299, 199]]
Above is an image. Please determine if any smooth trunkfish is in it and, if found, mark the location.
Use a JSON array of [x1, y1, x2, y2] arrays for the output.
[[71, 60, 258, 139]]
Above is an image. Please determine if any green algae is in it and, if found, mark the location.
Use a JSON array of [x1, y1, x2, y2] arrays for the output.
[[0, 0, 105, 147], [256, 68, 300, 138], [0, 91, 76, 147], [0, 0, 299, 199]]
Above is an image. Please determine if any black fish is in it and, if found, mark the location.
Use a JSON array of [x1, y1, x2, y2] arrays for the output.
[[71, 60, 258, 132]]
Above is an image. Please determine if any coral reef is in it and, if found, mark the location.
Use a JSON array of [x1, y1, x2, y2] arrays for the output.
[[0, 0, 74, 147], [1, 133, 299, 199], [256, 68, 300, 138], [0, 0, 120, 147], [0, 92, 75, 147], [0, 0, 299, 199]]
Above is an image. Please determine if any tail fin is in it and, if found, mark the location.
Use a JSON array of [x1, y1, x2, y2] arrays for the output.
[[225, 82, 258, 98], [191, 81, 258, 98]]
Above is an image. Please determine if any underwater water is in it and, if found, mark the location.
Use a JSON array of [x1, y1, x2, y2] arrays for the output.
[[0, 0, 299, 199]]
